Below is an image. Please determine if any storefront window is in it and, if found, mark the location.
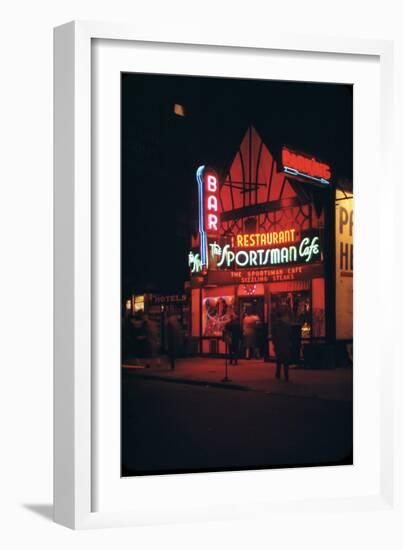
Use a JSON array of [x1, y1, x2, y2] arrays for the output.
[[270, 291, 311, 338], [133, 294, 145, 312], [203, 296, 235, 336]]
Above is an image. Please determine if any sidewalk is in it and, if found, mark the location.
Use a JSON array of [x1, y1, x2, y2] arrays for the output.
[[123, 356, 353, 402]]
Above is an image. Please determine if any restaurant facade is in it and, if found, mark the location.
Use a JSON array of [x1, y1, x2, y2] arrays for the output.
[[188, 126, 353, 361]]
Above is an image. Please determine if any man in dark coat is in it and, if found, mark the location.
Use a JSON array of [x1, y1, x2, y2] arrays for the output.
[[166, 313, 181, 370], [271, 311, 293, 382]]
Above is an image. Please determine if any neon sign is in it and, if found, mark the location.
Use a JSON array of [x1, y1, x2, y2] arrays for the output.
[[233, 229, 298, 248], [214, 235, 321, 269], [282, 147, 331, 185], [205, 174, 219, 232], [205, 263, 324, 285], [196, 165, 220, 268], [190, 229, 321, 274], [188, 251, 202, 273]]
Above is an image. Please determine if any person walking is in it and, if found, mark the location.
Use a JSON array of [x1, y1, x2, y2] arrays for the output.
[[224, 314, 242, 365], [242, 310, 261, 359], [144, 314, 161, 367], [166, 313, 181, 370], [130, 310, 147, 361], [271, 310, 293, 382], [258, 321, 269, 362]]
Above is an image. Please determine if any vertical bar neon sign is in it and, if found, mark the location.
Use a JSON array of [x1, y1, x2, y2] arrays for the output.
[[196, 165, 220, 269], [196, 165, 207, 268]]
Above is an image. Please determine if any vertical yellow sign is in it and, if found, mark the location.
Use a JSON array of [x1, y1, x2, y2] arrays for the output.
[[335, 190, 353, 340]]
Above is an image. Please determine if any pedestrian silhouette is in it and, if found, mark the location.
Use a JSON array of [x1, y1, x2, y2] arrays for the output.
[[224, 314, 242, 365], [242, 309, 261, 359], [130, 310, 147, 361], [272, 310, 293, 382], [166, 313, 181, 370]]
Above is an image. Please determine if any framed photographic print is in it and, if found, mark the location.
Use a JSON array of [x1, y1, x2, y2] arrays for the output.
[[120, 74, 353, 477], [54, 21, 397, 529]]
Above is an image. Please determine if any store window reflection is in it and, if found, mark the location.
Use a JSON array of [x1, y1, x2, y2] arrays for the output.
[[270, 291, 311, 339]]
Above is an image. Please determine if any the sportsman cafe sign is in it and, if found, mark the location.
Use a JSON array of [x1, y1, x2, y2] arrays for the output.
[[189, 165, 323, 276], [189, 229, 321, 273], [215, 231, 320, 269]]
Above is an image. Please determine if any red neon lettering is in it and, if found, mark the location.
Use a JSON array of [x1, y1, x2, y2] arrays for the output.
[[282, 148, 331, 180]]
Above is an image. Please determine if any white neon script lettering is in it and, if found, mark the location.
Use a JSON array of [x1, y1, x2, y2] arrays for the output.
[[209, 242, 222, 257], [299, 236, 320, 262], [216, 237, 320, 268], [207, 195, 218, 211], [216, 245, 231, 267], [208, 214, 218, 231], [188, 251, 202, 273]]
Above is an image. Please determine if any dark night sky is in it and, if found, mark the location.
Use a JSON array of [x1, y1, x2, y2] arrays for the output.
[[121, 73, 353, 297]]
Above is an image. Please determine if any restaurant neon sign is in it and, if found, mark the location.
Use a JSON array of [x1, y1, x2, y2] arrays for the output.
[[233, 229, 298, 248]]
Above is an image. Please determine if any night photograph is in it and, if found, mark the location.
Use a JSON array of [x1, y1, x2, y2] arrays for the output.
[[121, 73, 353, 477]]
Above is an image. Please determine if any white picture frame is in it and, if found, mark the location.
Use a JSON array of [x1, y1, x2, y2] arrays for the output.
[[54, 20, 398, 530]]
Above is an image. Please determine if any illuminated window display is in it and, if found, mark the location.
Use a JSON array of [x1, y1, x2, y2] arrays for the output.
[[270, 290, 311, 338], [203, 296, 235, 336]]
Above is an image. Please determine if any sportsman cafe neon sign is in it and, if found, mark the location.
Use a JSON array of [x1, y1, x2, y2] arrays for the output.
[[189, 229, 322, 274], [214, 234, 320, 268]]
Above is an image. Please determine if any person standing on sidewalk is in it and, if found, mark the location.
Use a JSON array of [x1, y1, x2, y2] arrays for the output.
[[144, 313, 161, 368], [242, 309, 261, 359], [166, 313, 181, 370], [224, 314, 242, 365], [272, 310, 293, 382], [130, 310, 147, 361], [259, 321, 269, 362]]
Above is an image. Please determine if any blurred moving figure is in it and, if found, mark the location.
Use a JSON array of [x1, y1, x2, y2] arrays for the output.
[[166, 313, 181, 370], [130, 310, 147, 359], [144, 314, 161, 367], [257, 321, 269, 362], [242, 310, 261, 359], [224, 314, 242, 365], [272, 310, 293, 382]]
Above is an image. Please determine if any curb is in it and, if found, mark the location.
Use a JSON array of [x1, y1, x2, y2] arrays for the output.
[[122, 366, 353, 402], [122, 369, 249, 391]]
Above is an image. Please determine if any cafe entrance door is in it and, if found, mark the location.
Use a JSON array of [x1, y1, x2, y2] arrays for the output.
[[238, 296, 265, 323], [238, 296, 265, 358]]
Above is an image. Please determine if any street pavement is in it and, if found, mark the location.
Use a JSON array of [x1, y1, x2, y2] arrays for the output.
[[122, 355, 353, 402], [122, 376, 353, 476]]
